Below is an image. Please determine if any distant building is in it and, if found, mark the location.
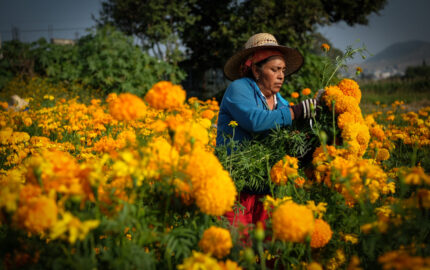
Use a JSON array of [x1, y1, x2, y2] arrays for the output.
[[50, 38, 75, 45]]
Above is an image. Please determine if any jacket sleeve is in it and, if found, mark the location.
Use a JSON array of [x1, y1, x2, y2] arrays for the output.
[[223, 80, 292, 133]]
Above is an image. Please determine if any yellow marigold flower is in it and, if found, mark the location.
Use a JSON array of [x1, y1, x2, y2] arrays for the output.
[[289, 102, 294, 106], [201, 109, 215, 120], [108, 93, 147, 121], [335, 95, 361, 115], [145, 81, 186, 110], [307, 262, 323, 270], [341, 233, 358, 244], [218, 260, 242, 270], [302, 88, 311, 96], [270, 155, 299, 185], [306, 201, 327, 218], [326, 249, 346, 270], [404, 166, 430, 185], [310, 219, 333, 248], [337, 112, 363, 130], [145, 137, 179, 179], [23, 117, 32, 127], [25, 149, 84, 195], [15, 194, 58, 234], [199, 226, 233, 259], [183, 147, 237, 216], [178, 251, 221, 270], [376, 148, 390, 161], [0, 127, 13, 145], [263, 195, 292, 211], [291, 92, 299, 99], [193, 169, 237, 216], [272, 201, 314, 242], [338, 78, 361, 103], [174, 120, 209, 153], [323, 85, 343, 108], [321, 43, 330, 51], [50, 212, 99, 244], [228, 120, 238, 127], [378, 250, 430, 270], [370, 125, 386, 141]]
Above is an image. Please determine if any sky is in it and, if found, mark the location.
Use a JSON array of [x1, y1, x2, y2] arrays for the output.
[[1, 0, 430, 63]]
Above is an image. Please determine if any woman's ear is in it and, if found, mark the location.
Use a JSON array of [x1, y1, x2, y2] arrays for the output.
[[251, 64, 259, 81]]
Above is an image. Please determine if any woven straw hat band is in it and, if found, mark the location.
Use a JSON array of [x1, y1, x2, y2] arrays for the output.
[[244, 33, 279, 49]]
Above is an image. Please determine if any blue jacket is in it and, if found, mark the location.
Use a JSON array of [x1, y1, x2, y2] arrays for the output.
[[216, 77, 293, 146]]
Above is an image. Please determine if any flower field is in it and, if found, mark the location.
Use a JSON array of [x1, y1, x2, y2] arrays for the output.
[[0, 76, 429, 270]]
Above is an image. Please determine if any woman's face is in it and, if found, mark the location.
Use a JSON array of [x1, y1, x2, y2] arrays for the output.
[[254, 57, 286, 95]]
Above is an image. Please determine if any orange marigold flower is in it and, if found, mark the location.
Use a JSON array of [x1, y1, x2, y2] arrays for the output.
[[15, 194, 58, 234], [201, 109, 215, 120], [270, 155, 299, 185], [338, 78, 362, 103], [291, 92, 299, 99], [302, 88, 311, 96], [310, 219, 333, 248], [321, 43, 330, 51], [219, 260, 242, 270], [108, 93, 147, 121], [272, 201, 314, 242], [145, 81, 186, 110], [199, 226, 233, 259], [376, 148, 390, 161]]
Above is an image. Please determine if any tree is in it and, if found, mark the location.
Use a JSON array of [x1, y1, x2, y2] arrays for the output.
[[97, 0, 387, 95], [97, 0, 197, 66]]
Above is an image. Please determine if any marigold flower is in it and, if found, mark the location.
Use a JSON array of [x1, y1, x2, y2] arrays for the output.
[[270, 155, 299, 185], [338, 78, 362, 103], [321, 43, 330, 51], [15, 194, 58, 234], [310, 219, 333, 248], [228, 120, 238, 127], [182, 146, 237, 216], [145, 81, 186, 110], [201, 109, 215, 120], [376, 148, 390, 161], [108, 93, 147, 121], [218, 260, 242, 270], [307, 262, 323, 270], [50, 212, 99, 244], [178, 251, 221, 270], [199, 226, 233, 259], [302, 88, 311, 96], [291, 92, 299, 99], [272, 201, 314, 242], [404, 166, 430, 185]]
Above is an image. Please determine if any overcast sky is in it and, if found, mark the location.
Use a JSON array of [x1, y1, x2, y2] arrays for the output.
[[1, 0, 429, 63]]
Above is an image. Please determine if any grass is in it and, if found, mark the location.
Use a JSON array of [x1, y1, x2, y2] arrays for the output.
[[358, 77, 430, 114]]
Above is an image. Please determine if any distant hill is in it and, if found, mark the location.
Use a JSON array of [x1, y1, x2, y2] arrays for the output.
[[356, 40, 430, 79]]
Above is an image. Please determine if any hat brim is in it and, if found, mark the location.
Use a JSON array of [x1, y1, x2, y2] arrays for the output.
[[223, 45, 304, 81]]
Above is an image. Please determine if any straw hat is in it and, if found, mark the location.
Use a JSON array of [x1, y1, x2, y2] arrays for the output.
[[223, 33, 304, 81]]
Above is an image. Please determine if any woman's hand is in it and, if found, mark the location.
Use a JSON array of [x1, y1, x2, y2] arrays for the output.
[[291, 99, 317, 120]]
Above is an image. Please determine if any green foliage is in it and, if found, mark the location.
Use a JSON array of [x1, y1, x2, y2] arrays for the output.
[[404, 62, 430, 79], [216, 105, 334, 194], [97, 0, 388, 79], [0, 26, 186, 96], [98, 0, 197, 65]]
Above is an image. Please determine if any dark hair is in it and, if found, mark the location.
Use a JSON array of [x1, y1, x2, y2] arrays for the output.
[[243, 55, 285, 80]]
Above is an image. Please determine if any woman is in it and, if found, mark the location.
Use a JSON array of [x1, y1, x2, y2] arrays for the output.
[[216, 33, 317, 229]]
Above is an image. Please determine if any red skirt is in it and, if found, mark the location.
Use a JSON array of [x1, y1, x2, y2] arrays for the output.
[[224, 192, 269, 228]]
